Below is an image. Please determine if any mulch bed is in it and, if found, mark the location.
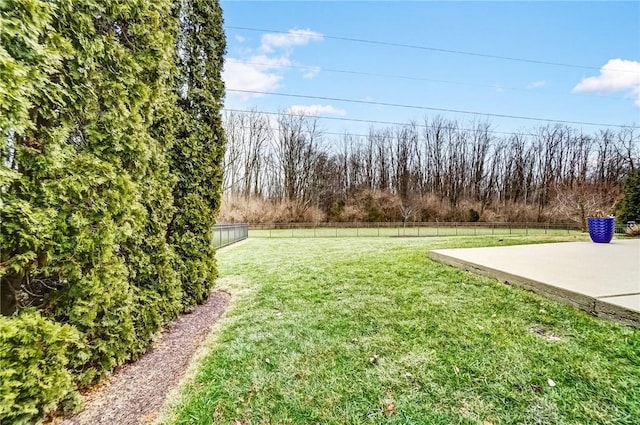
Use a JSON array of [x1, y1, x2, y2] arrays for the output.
[[60, 290, 230, 425]]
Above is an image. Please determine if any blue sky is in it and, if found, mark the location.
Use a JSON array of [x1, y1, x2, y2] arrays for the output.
[[221, 1, 640, 138]]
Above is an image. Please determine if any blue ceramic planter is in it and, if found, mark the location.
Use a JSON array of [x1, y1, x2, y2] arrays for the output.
[[587, 217, 615, 243]]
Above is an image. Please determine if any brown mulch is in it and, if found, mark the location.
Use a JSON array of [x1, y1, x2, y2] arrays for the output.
[[60, 290, 230, 425]]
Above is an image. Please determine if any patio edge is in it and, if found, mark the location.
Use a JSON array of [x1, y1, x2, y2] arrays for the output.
[[428, 250, 639, 328]]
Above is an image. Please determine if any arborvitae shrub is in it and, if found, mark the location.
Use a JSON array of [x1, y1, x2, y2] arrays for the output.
[[1, 0, 226, 422], [170, 0, 226, 308], [0, 310, 80, 424], [617, 169, 640, 224]]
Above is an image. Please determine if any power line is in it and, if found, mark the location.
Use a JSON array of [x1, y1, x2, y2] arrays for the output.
[[225, 90, 639, 129], [226, 25, 634, 73], [225, 58, 627, 100], [224, 109, 629, 139], [224, 108, 534, 137]]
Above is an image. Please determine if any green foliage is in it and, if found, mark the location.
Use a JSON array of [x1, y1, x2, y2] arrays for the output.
[[0, 310, 80, 424], [360, 191, 383, 222], [1, 0, 226, 422], [0, 0, 66, 140], [616, 168, 640, 223], [468, 208, 480, 222], [170, 0, 226, 308]]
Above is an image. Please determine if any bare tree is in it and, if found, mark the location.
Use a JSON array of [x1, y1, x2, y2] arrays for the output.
[[275, 112, 322, 208], [220, 109, 636, 223]]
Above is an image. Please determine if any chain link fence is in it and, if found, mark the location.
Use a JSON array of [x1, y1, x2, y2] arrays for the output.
[[213, 223, 248, 248], [218, 221, 632, 242], [249, 222, 592, 238]]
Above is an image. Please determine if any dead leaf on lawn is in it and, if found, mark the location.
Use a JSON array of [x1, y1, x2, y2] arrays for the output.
[[383, 392, 396, 416], [530, 325, 564, 342]]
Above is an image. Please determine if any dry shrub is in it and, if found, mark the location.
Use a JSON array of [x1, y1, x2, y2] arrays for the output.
[[453, 200, 485, 222], [218, 196, 325, 223], [350, 190, 403, 222], [414, 197, 487, 222], [443, 206, 467, 222], [220, 193, 598, 224], [271, 200, 326, 223], [415, 195, 447, 221], [479, 208, 502, 222], [338, 205, 365, 222], [497, 203, 541, 223], [374, 191, 403, 221], [218, 196, 270, 223]]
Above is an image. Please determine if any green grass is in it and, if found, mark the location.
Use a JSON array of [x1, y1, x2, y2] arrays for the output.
[[164, 235, 639, 425]]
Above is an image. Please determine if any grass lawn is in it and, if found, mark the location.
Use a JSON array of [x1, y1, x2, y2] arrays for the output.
[[163, 235, 640, 425]]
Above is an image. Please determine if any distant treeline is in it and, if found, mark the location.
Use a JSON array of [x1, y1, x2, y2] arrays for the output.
[[221, 110, 639, 225]]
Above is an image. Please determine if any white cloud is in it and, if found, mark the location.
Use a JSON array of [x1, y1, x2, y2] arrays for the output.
[[573, 59, 640, 107], [223, 55, 296, 99], [528, 80, 546, 89], [225, 27, 324, 99], [223, 59, 283, 99], [302, 66, 321, 79], [261, 28, 324, 53], [235, 35, 246, 43], [246, 54, 292, 68], [285, 104, 347, 116]]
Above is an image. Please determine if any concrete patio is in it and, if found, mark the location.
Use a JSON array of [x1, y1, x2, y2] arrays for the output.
[[430, 239, 640, 327]]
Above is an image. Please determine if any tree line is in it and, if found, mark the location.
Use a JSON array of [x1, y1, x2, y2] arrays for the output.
[[222, 110, 639, 225]]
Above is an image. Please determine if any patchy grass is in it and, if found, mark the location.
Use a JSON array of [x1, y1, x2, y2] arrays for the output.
[[164, 235, 639, 425]]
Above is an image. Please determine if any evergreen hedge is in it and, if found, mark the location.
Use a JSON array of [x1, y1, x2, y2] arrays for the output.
[[170, 0, 227, 308], [616, 168, 640, 224], [0, 0, 226, 422]]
